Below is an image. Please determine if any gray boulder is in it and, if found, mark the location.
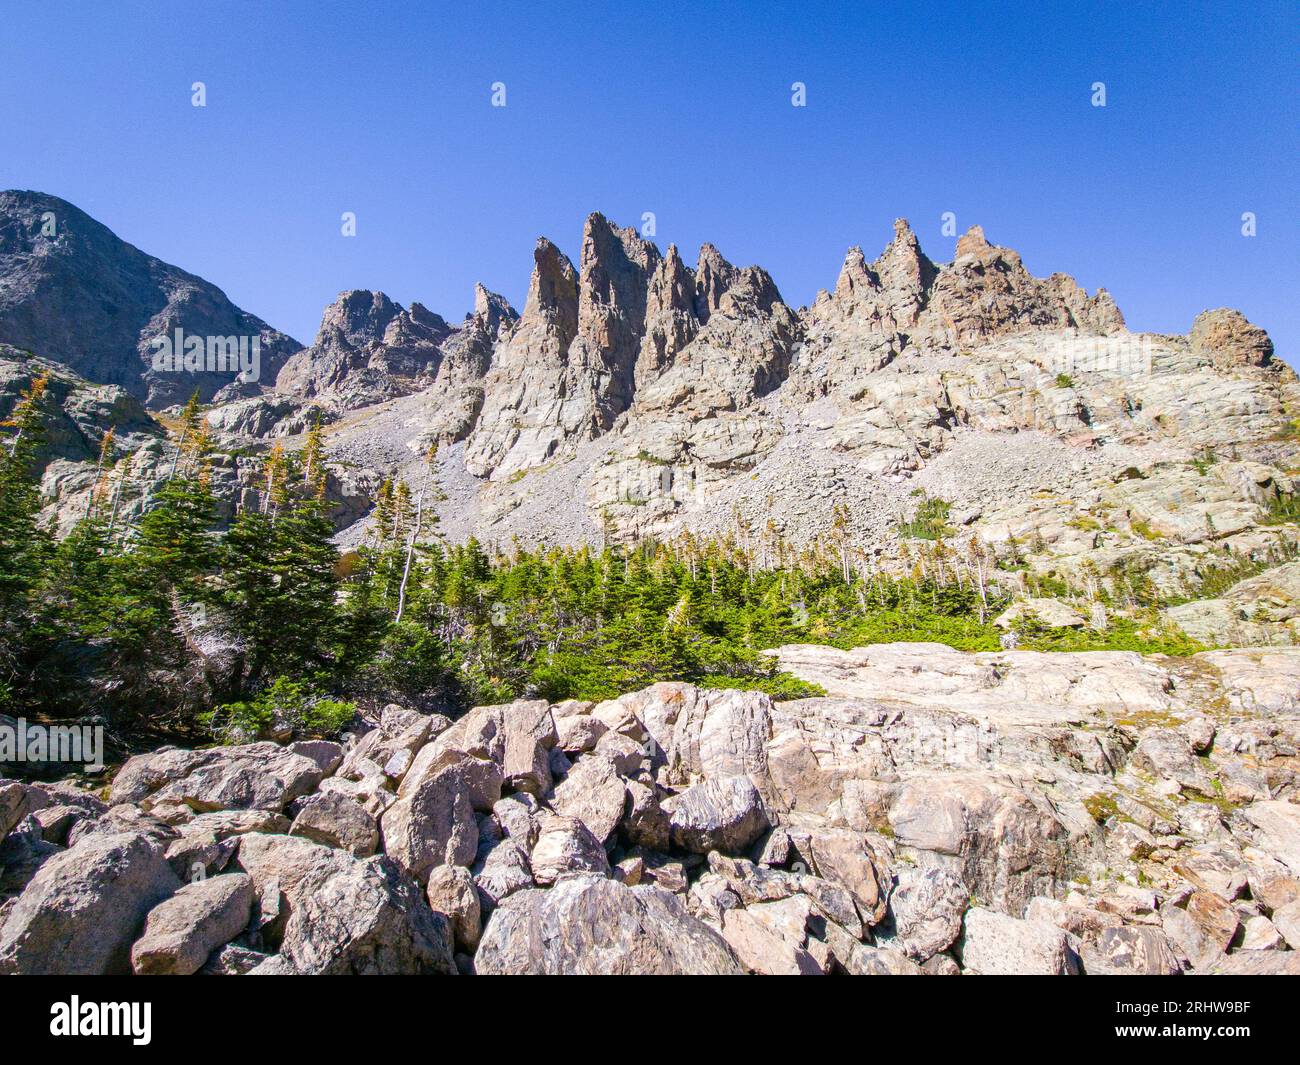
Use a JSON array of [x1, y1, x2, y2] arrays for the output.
[[289, 791, 379, 857], [664, 775, 770, 855], [0, 830, 180, 974], [881, 865, 969, 960], [278, 854, 455, 975], [1081, 926, 1183, 975], [130, 872, 254, 975], [476, 874, 744, 975], [959, 907, 1080, 975]]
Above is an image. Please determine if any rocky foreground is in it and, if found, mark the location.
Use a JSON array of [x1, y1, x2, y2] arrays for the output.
[[3, 643, 1300, 975]]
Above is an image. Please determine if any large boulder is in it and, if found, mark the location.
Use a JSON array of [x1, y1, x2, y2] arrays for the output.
[[1, 780, 28, 839], [130, 873, 254, 975], [880, 865, 968, 959], [234, 831, 453, 974], [888, 774, 1070, 914], [400, 699, 555, 799], [473, 839, 535, 910], [475, 874, 744, 975], [617, 684, 772, 788], [994, 598, 1086, 630], [1081, 926, 1183, 975], [289, 791, 379, 857], [721, 907, 822, 975], [379, 757, 483, 882], [111, 743, 324, 814], [233, 832, 352, 944], [277, 855, 455, 975], [0, 831, 181, 974], [663, 775, 770, 855], [806, 828, 889, 926], [958, 907, 1080, 975], [426, 865, 481, 952], [529, 813, 610, 885], [1160, 892, 1239, 970], [548, 754, 626, 843]]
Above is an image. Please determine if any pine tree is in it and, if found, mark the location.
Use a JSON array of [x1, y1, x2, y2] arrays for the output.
[[220, 434, 341, 687], [0, 372, 52, 606], [301, 417, 328, 498], [169, 390, 204, 478], [0, 372, 53, 706]]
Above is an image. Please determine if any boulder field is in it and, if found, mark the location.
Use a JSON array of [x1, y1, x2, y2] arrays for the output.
[[3, 642, 1300, 975]]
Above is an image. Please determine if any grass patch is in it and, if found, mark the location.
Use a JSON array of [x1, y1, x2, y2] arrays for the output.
[[1130, 518, 1164, 541]]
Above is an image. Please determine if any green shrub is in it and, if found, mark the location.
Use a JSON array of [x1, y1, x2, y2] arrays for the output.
[[898, 495, 953, 540], [202, 675, 357, 744]]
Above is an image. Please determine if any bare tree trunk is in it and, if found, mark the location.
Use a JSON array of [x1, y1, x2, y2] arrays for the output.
[[395, 489, 424, 623]]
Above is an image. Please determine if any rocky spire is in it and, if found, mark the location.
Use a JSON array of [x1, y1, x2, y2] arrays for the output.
[[432, 286, 515, 386], [636, 243, 700, 390], [463, 237, 584, 479], [954, 224, 993, 260], [819, 220, 934, 335], [315, 290, 402, 348], [872, 219, 936, 327], [926, 226, 1124, 345], [694, 243, 739, 323], [275, 290, 450, 403], [524, 238, 580, 342], [471, 282, 518, 338], [832, 246, 876, 308], [570, 213, 661, 427]]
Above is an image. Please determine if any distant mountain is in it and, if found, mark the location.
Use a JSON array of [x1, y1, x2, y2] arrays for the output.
[[0, 190, 301, 407]]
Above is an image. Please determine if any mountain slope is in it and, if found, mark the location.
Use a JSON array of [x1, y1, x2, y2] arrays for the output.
[[0, 190, 301, 407]]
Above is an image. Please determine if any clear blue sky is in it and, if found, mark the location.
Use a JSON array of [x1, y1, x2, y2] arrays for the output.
[[2, 1, 1296, 359]]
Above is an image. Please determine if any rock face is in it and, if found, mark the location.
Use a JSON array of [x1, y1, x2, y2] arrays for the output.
[[306, 210, 1294, 592], [4, 642, 1299, 975], [0, 190, 301, 406], [274, 285, 518, 434]]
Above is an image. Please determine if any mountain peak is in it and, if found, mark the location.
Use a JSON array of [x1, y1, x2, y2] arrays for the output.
[[0, 189, 300, 406], [955, 224, 991, 258]]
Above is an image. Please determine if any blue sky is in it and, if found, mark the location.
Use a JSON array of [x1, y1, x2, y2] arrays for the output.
[[2, 1, 1296, 359]]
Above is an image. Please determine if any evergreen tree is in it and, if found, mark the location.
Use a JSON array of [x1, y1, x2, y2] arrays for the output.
[[0, 371, 51, 611], [220, 438, 340, 688], [0, 372, 53, 707]]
